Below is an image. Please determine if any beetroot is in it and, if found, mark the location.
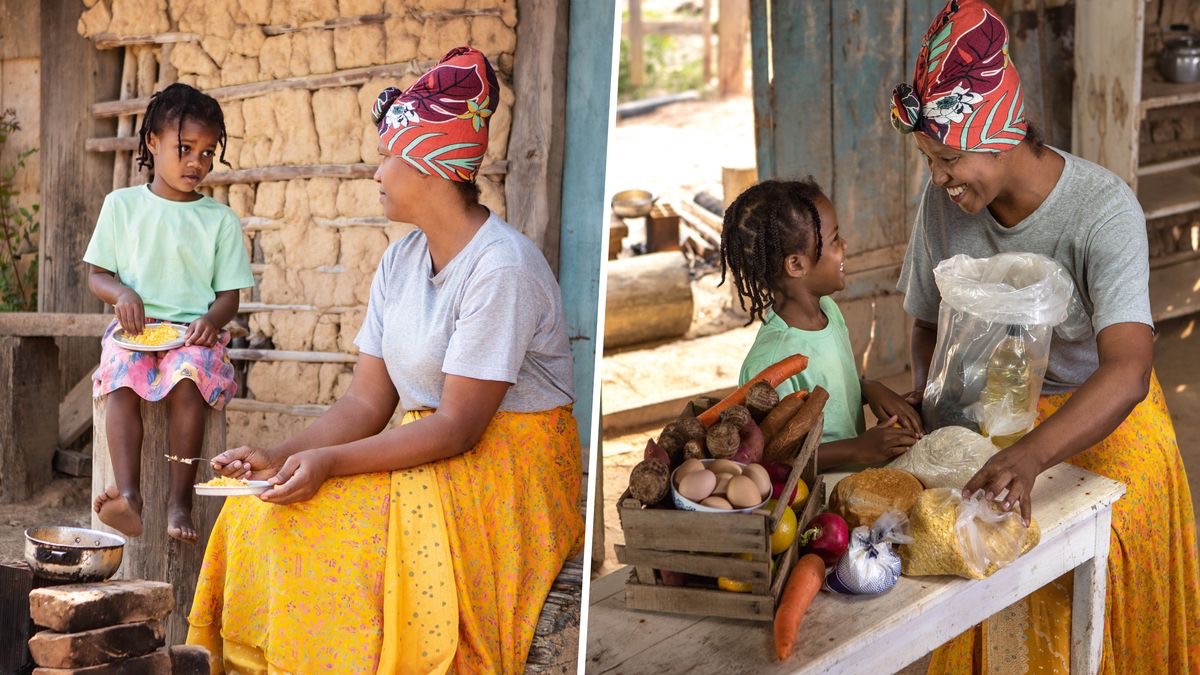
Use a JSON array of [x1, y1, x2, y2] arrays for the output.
[[763, 461, 791, 485], [798, 513, 850, 567]]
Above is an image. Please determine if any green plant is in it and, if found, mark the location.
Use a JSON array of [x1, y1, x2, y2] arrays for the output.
[[618, 31, 707, 102], [0, 108, 39, 312]]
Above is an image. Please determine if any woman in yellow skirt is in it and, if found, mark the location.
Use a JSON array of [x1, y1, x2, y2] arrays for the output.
[[890, 1, 1200, 671], [187, 46, 584, 674]]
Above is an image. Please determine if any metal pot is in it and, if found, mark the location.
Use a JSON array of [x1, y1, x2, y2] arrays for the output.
[[1159, 35, 1200, 84], [611, 189, 657, 219], [24, 526, 126, 582]]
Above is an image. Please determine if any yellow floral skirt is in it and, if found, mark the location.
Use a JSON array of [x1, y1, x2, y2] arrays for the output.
[[928, 372, 1200, 674], [187, 406, 584, 674]]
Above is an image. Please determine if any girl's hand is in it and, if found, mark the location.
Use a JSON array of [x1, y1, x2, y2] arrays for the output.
[[114, 288, 145, 336], [853, 415, 918, 464], [259, 449, 333, 505], [863, 380, 924, 435], [961, 446, 1040, 526], [185, 316, 219, 347], [211, 445, 282, 481]]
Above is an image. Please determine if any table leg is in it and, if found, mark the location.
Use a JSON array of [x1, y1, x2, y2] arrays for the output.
[[1069, 506, 1114, 675]]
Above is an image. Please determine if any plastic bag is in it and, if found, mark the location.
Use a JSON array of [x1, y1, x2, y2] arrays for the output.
[[824, 510, 913, 595], [921, 253, 1085, 438], [887, 426, 998, 489], [900, 488, 1040, 579]]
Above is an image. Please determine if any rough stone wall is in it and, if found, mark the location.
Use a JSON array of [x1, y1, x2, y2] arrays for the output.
[[77, 0, 518, 447]]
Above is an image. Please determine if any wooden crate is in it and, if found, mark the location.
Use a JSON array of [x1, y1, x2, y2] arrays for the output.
[[615, 414, 824, 621]]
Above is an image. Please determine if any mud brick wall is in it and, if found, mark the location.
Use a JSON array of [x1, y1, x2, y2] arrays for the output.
[[77, 1, 518, 447]]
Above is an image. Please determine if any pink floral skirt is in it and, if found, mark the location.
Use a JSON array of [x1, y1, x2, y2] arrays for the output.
[[92, 320, 237, 409]]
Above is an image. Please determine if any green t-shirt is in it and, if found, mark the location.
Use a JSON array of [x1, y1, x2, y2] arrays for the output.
[[738, 296, 865, 443], [83, 185, 254, 323]]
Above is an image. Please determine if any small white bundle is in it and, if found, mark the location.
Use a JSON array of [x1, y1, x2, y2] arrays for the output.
[[888, 426, 998, 489]]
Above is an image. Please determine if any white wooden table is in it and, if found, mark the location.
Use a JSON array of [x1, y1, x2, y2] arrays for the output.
[[586, 462, 1125, 675]]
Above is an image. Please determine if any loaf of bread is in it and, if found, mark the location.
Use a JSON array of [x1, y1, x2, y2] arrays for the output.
[[828, 467, 924, 529]]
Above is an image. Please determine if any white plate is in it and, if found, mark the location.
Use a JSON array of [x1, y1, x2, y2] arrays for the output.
[[113, 323, 188, 352], [194, 480, 271, 496]]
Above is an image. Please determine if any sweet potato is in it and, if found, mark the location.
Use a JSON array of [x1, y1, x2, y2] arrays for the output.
[[759, 390, 809, 442], [697, 354, 809, 427], [730, 417, 764, 464], [764, 386, 828, 463]]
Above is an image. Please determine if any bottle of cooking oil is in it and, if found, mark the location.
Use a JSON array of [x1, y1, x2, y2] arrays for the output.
[[979, 324, 1033, 448]]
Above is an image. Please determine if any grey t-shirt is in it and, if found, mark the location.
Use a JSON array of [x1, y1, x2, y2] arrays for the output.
[[355, 211, 575, 412], [898, 147, 1152, 394]]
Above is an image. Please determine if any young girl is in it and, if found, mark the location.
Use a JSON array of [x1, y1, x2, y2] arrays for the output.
[[84, 83, 254, 543], [721, 178, 922, 471]]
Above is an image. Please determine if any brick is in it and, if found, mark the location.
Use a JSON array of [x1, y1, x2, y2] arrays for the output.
[[29, 581, 172, 634], [32, 648, 170, 675], [167, 645, 210, 675], [28, 621, 164, 669]]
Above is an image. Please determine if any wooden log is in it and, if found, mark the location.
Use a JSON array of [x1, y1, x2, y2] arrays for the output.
[[91, 397, 225, 646], [40, 0, 117, 400], [54, 449, 93, 478], [112, 46, 138, 191], [721, 166, 757, 208], [225, 398, 329, 417], [0, 337, 60, 503], [1, 561, 36, 673], [91, 32, 199, 50], [629, 0, 646, 89], [523, 558, 583, 673], [226, 348, 356, 364], [603, 252, 693, 350]]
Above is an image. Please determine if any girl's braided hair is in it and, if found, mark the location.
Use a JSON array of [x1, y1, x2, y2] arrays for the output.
[[719, 178, 826, 323], [135, 83, 230, 172]]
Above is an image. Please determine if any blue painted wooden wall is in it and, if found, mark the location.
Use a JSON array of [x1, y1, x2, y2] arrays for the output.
[[560, 0, 617, 450]]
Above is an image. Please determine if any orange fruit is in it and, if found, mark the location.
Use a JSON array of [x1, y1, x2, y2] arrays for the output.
[[790, 479, 810, 511], [768, 503, 798, 555], [717, 553, 776, 593]]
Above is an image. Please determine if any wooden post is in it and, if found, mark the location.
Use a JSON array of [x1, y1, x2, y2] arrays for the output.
[[718, 0, 748, 97], [0, 337, 59, 503], [90, 396, 226, 646], [628, 0, 645, 89], [721, 166, 758, 208], [702, 0, 714, 84], [591, 426, 605, 573], [39, 0, 120, 399]]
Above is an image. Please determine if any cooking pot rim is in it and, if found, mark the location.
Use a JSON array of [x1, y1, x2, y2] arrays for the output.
[[25, 526, 127, 550]]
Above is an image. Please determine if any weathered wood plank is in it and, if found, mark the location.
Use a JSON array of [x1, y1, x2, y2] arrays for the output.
[[1072, 1, 1142, 187], [0, 561, 36, 673], [750, 0, 774, 179], [91, 31, 199, 50], [0, 313, 112, 337], [91, 397, 224, 646], [718, 0, 749, 96], [903, 0, 944, 232], [225, 398, 329, 417], [506, 0, 568, 269], [600, 386, 736, 436], [0, 337, 59, 502], [39, 0, 117, 399], [523, 558, 583, 674], [54, 448, 93, 477], [1149, 255, 1200, 322], [60, 369, 98, 448], [0, 0, 40, 60], [769, 0, 832, 185]]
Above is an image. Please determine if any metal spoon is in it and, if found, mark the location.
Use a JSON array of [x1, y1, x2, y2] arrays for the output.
[[164, 454, 208, 466]]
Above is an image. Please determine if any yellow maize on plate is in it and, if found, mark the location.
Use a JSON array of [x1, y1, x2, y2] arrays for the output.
[[194, 476, 271, 497], [113, 322, 188, 352]]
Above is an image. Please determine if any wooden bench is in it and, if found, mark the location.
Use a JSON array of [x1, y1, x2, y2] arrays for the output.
[[525, 556, 584, 674]]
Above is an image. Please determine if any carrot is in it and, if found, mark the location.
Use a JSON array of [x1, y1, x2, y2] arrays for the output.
[[758, 389, 809, 442], [697, 354, 809, 427], [774, 553, 826, 661], [764, 386, 829, 463]]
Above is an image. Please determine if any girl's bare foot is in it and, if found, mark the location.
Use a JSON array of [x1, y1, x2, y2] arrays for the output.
[[94, 485, 144, 537], [166, 505, 198, 543]]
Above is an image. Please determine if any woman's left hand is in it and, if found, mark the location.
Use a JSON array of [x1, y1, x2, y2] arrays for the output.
[[185, 316, 219, 347], [961, 446, 1041, 526], [259, 448, 334, 505]]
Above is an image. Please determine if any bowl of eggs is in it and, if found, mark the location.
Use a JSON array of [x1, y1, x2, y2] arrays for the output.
[[671, 458, 773, 513]]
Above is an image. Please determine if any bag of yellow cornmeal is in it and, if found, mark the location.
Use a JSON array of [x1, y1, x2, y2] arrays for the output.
[[900, 488, 1039, 579]]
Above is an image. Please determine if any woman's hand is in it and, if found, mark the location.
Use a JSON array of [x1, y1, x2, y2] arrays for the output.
[[114, 288, 145, 335], [259, 449, 334, 505], [852, 415, 919, 464], [185, 316, 220, 347], [863, 380, 924, 435], [961, 445, 1041, 526], [211, 445, 283, 480]]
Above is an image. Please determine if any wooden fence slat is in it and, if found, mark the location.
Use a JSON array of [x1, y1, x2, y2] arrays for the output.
[[769, 0, 832, 185], [59, 368, 98, 448]]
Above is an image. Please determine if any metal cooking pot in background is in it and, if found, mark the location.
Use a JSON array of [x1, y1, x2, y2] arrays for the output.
[[1159, 35, 1200, 84], [24, 526, 125, 582], [611, 189, 657, 219]]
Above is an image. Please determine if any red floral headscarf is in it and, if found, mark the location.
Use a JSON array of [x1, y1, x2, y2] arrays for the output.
[[890, 0, 1026, 152], [371, 46, 498, 182]]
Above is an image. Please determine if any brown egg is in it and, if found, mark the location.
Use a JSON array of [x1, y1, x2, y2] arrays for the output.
[[743, 464, 772, 499], [726, 475, 764, 509], [678, 469, 717, 503], [708, 459, 742, 476], [673, 458, 706, 487], [700, 496, 733, 510], [712, 473, 733, 496]]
